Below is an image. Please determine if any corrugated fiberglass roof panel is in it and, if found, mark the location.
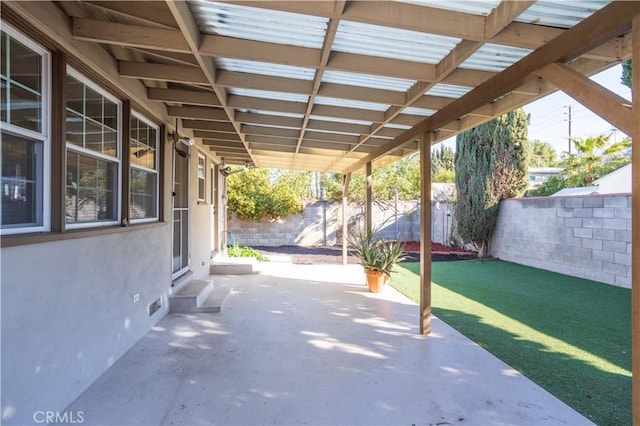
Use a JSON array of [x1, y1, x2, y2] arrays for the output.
[[402, 107, 435, 116], [228, 88, 309, 104], [384, 123, 412, 130], [425, 84, 471, 99], [314, 97, 390, 111], [321, 70, 416, 92], [394, 0, 500, 16], [460, 44, 532, 72], [189, 0, 328, 49], [309, 115, 373, 126], [216, 58, 316, 81], [332, 21, 461, 64], [515, 1, 610, 29]]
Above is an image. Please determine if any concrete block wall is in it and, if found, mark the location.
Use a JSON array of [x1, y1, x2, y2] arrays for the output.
[[227, 200, 455, 246], [227, 202, 340, 247], [490, 194, 631, 288]]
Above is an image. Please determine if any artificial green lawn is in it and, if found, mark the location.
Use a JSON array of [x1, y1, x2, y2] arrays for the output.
[[391, 260, 631, 426]]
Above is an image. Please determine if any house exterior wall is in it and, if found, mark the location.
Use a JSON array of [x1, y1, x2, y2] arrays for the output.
[[490, 195, 631, 287], [0, 4, 220, 424], [189, 147, 220, 279], [1, 227, 172, 424]]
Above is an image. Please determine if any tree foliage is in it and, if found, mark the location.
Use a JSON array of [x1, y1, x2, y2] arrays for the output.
[[373, 154, 421, 200], [226, 168, 310, 220], [528, 140, 558, 167], [531, 135, 631, 196], [431, 145, 455, 182], [454, 109, 530, 256], [622, 60, 632, 89]]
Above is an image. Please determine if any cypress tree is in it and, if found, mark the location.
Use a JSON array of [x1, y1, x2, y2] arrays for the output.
[[621, 60, 632, 88], [454, 109, 530, 257]]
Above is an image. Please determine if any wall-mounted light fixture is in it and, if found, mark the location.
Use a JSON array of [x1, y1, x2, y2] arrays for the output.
[[170, 133, 195, 146], [219, 162, 251, 177]]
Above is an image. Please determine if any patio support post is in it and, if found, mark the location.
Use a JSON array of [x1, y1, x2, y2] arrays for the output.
[[366, 162, 373, 232], [419, 132, 432, 335], [342, 173, 351, 265], [632, 14, 640, 426]]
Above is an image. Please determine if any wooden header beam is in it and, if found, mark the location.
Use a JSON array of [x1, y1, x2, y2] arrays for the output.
[[631, 14, 639, 426], [537, 63, 633, 135]]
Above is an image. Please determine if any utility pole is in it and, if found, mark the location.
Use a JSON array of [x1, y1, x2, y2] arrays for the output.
[[565, 105, 572, 154]]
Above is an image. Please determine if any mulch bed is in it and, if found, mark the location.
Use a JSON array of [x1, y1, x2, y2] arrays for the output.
[[253, 242, 474, 265]]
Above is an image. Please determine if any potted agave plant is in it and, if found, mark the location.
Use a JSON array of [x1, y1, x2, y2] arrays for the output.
[[346, 225, 406, 292]]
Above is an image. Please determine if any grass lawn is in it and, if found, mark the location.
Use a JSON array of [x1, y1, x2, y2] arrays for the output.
[[391, 260, 631, 426]]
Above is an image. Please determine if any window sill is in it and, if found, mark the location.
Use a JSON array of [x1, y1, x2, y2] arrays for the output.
[[1, 220, 166, 248]]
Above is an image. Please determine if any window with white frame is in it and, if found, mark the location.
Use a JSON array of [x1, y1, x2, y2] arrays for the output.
[[197, 153, 206, 202], [130, 112, 159, 221], [0, 23, 50, 235], [65, 68, 120, 227]]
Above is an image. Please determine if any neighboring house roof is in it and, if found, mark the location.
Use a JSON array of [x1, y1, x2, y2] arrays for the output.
[[551, 187, 599, 197], [550, 164, 631, 196], [592, 163, 631, 185], [593, 163, 631, 194]]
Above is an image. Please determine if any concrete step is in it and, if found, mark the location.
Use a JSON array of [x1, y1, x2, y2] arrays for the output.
[[169, 279, 213, 313], [210, 256, 259, 275], [197, 286, 231, 313]]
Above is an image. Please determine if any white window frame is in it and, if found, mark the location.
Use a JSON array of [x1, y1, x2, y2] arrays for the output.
[[65, 67, 122, 229], [197, 152, 206, 203], [0, 22, 51, 236], [129, 111, 159, 224]]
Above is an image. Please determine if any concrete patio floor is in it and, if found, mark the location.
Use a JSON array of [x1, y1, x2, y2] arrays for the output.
[[66, 263, 591, 425]]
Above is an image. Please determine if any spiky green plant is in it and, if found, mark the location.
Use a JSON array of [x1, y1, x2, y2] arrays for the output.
[[346, 225, 406, 276]]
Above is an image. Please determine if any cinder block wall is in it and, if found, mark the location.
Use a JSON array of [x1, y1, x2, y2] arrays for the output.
[[227, 200, 456, 247], [490, 194, 631, 287]]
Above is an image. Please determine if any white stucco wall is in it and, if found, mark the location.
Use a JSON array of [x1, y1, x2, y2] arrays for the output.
[[1, 226, 172, 424]]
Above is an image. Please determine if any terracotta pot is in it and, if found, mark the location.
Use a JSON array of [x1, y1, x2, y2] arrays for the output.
[[365, 269, 388, 293]]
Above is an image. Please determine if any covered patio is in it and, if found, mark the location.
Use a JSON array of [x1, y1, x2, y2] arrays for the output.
[[2, 1, 639, 423], [65, 263, 590, 425]]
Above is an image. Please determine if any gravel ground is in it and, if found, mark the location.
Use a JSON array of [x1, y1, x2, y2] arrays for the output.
[[252, 245, 472, 264], [252, 245, 427, 264], [252, 245, 360, 264]]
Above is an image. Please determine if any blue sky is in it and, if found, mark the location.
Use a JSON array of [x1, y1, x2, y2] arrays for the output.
[[438, 63, 632, 156]]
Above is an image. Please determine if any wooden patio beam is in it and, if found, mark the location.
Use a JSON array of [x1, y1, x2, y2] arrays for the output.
[[231, 1, 619, 60], [537, 63, 633, 135], [632, 15, 640, 426], [119, 61, 208, 84], [182, 120, 236, 133], [194, 131, 241, 142], [344, 1, 640, 174], [293, 0, 346, 165], [365, 162, 372, 233], [73, 18, 189, 52], [484, 1, 536, 39], [235, 112, 303, 129], [342, 172, 351, 266], [167, 106, 228, 122], [419, 131, 432, 335], [166, 0, 256, 165], [147, 87, 221, 107]]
